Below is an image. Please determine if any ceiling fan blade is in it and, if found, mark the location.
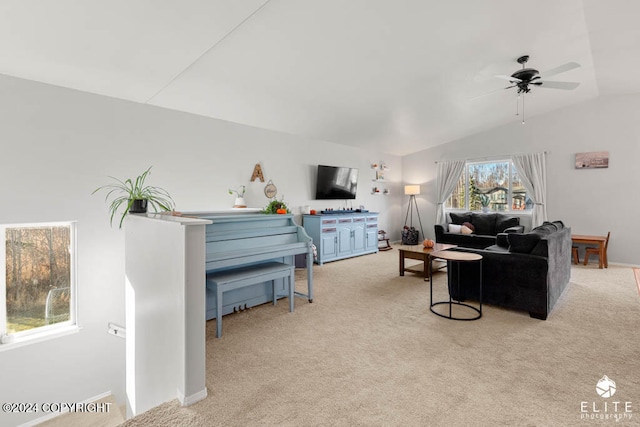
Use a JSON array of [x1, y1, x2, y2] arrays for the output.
[[537, 80, 580, 90], [539, 62, 580, 78], [495, 74, 521, 83], [470, 85, 516, 99]]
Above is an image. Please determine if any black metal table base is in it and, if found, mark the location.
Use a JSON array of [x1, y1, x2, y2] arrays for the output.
[[429, 254, 482, 321], [430, 301, 481, 321]]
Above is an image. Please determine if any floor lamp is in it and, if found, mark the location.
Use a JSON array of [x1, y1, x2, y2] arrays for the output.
[[404, 185, 424, 241]]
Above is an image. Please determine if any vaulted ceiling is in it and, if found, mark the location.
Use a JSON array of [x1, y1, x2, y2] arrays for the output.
[[1, 0, 638, 155]]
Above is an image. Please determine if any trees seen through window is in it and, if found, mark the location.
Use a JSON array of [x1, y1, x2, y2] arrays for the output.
[[446, 161, 530, 212]]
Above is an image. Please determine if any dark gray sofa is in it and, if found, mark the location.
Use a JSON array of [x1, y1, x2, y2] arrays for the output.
[[434, 212, 524, 249], [446, 221, 571, 320]]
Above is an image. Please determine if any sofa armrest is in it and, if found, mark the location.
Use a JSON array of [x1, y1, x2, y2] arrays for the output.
[[503, 225, 524, 234], [496, 233, 509, 248], [434, 224, 447, 242]]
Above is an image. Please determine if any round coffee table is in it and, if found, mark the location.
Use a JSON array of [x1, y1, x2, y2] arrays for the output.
[[429, 250, 483, 321]]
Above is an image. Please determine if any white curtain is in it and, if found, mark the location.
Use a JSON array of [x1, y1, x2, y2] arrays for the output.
[[435, 160, 466, 225], [512, 152, 547, 228]]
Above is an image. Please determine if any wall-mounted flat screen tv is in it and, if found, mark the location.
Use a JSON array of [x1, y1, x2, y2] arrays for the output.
[[315, 165, 359, 200]]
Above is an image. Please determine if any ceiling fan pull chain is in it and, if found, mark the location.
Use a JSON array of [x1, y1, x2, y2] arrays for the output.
[[522, 93, 525, 124]]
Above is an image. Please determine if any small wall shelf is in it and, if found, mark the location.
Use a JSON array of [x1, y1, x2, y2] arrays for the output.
[[371, 187, 390, 195], [371, 161, 389, 195]]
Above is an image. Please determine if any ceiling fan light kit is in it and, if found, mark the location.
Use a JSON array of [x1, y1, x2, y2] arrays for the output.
[[491, 55, 581, 124]]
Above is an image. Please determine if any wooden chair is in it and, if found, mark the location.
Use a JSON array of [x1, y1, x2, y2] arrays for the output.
[[378, 230, 392, 251], [583, 232, 610, 268], [572, 246, 580, 265]]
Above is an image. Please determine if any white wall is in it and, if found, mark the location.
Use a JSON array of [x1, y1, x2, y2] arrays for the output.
[[125, 215, 210, 417], [402, 93, 640, 265], [0, 74, 402, 425]]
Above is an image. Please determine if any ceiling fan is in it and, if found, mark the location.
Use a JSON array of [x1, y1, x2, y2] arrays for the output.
[[495, 55, 581, 94], [477, 55, 581, 123]]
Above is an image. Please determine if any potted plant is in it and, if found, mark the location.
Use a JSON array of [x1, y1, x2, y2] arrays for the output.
[[93, 166, 175, 228], [262, 197, 290, 214], [480, 194, 491, 213], [228, 185, 246, 208]]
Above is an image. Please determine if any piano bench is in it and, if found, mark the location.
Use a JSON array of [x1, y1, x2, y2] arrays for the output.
[[206, 262, 295, 338]]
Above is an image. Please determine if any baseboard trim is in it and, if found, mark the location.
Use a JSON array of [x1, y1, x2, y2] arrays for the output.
[[609, 261, 640, 268], [17, 391, 112, 427], [177, 387, 208, 407]]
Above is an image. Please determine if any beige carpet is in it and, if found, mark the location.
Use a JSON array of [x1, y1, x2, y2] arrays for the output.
[[121, 247, 640, 426]]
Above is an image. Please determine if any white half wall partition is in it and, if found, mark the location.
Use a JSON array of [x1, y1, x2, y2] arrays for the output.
[[124, 213, 211, 417]]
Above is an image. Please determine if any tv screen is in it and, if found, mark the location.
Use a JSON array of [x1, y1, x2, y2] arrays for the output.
[[315, 165, 359, 200]]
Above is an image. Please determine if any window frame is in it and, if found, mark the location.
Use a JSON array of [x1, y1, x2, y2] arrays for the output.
[[0, 221, 78, 348], [446, 159, 532, 215]]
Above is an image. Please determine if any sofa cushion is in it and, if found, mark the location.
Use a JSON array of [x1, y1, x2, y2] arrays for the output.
[[471, 213, 496, 235], [496, 215, 520, 233], [484, 244, 509, 253], [507, 232, 541, 253], [450, 212, 472, 225]]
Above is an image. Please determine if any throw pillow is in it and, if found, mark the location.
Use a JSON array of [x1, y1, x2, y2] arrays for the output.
[[471, 213, 496, 235], [448, 224, 463, 233], [462, 221, 475, 232], [449, 212, 472, 225], [508, 232, 541, 254], [460, 225, 473, 235], [496, 216, 520, 233]]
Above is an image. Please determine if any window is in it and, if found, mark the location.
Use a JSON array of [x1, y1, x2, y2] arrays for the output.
[[1, 222, 76, 344], [446, 160, 531, 212]]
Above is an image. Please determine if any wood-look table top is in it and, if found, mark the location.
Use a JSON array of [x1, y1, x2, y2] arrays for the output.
[[429, 250, 483, 262], [398, 243, 457, 255], [571, 234, 607, 243]]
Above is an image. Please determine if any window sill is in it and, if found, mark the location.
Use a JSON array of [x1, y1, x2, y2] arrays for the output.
[[0, 325, 81, 352]]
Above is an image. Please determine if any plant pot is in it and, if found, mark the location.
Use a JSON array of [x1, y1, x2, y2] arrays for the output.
[[234, 197, 247, 208], [129, 199, 148, 214], [482, 206, 490, 213]]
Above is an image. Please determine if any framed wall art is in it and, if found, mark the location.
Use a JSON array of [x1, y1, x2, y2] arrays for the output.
[[575, 151, 609, 169]]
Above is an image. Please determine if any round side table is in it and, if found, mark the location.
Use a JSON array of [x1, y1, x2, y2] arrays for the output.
[[429, 250, 483, 321]]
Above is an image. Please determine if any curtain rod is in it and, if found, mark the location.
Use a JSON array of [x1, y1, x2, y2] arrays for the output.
[[434, 150, 549, 164]]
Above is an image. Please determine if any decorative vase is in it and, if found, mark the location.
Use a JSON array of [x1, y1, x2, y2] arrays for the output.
[[129, 199, 148, 214], [482, 206, 490, 213], [234, 197, 247, 208]]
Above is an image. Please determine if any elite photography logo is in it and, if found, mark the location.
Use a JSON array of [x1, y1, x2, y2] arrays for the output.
[[580, 375, 633, 422], [596, 376, 617, 399]]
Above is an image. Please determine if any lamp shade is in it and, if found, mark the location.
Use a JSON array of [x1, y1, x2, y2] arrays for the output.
[[404, 185, 420, 195]]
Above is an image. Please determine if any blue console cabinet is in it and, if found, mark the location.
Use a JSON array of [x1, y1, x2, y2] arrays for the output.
[[303, 213, 378, 265]]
